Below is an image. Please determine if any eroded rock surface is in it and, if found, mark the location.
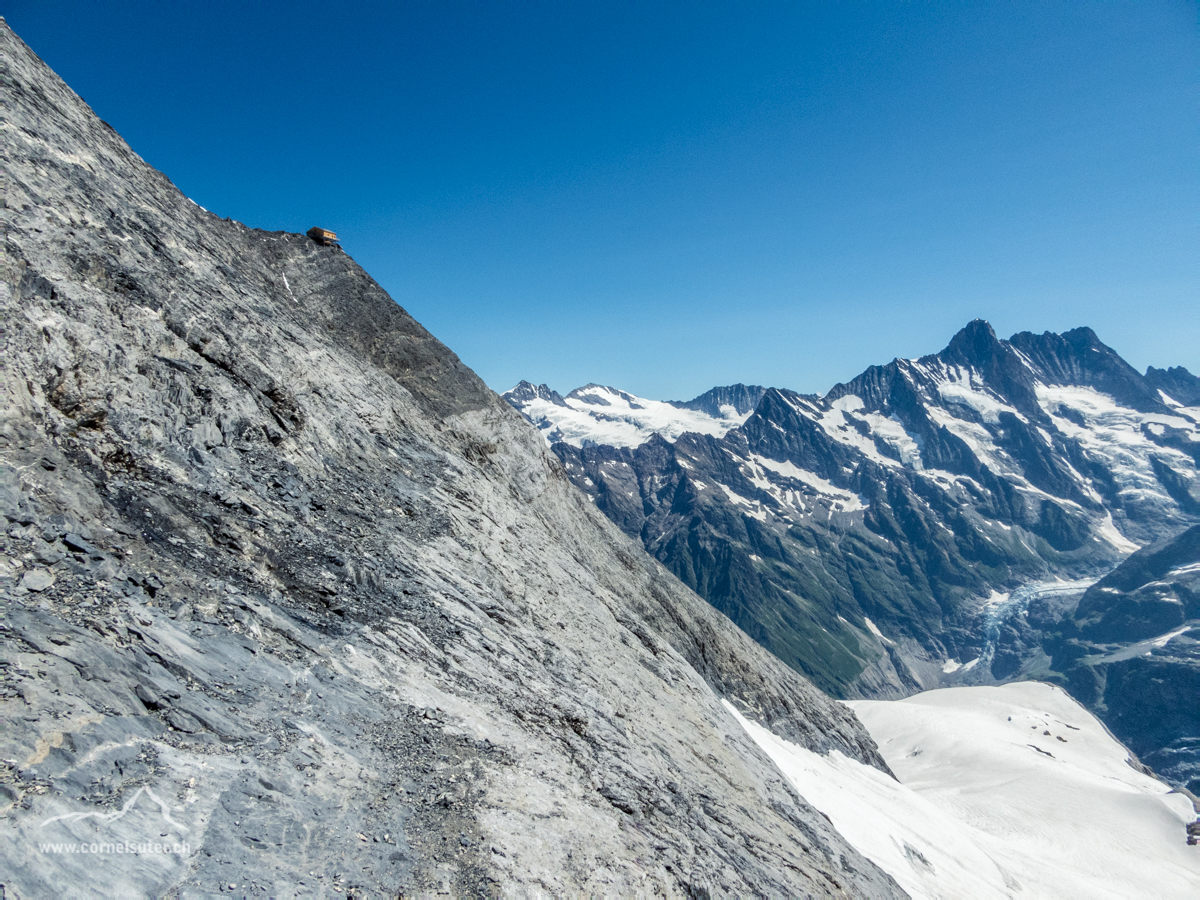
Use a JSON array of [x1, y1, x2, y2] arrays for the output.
[[0, 20, 900, 897]]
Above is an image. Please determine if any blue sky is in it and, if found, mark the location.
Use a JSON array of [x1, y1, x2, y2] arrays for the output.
[[9, 2, 1198, 400]]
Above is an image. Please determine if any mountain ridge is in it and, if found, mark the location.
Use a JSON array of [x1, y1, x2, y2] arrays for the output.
[[507, 317, 1200, 788]]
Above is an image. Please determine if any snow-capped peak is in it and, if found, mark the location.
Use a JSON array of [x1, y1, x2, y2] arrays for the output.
[[504, 382, 756, 449], [504, 380, 569, 407]]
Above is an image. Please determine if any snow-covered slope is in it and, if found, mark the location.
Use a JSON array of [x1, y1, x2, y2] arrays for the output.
[[731, 682, 1200, 899], [503, 381, 755, 448]]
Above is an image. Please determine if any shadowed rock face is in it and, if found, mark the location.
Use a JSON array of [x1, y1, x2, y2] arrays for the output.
[[1146, 366, 1200, 408], [0, 19, 901, 898], [670, 384, 769, 418], [1050, 525, 1200, 792]]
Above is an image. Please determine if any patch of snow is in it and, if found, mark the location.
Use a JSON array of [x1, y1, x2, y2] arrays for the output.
[[873, 413, 926, 468], [1037, 384, 1198, 508], [959, 657, 980, 671], [863, 617, 892, 644], [942, 659, 962, 674], [1094, 511, 1140, 554], [1151, 625, 1193, 649], [717, 483, 767, 521], [815, 396, 908, 469], [750, 455, 866, 512], [984, 590, 1010, 608], [1096, 624, 1196, 664], [925, 405, 1019, 478], [937, 370, 1023, 425]]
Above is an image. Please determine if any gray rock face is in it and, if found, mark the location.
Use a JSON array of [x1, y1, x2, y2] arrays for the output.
[[0, 20, 900, 898]]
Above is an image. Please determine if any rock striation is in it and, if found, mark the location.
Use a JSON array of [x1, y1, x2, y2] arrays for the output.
[[0, 20, 900, 897]]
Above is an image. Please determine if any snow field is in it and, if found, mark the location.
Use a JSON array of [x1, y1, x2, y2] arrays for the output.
[[728, 683, 1200, 898]]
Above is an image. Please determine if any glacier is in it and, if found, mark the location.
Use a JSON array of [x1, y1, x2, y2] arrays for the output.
[[732, 682, 1200, 898]]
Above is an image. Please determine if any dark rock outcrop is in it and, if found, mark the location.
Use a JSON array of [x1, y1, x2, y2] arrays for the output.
[[1145, 366, 1200, 407], [670, 384, 768, 418], [1045, 526, 1200, 791]]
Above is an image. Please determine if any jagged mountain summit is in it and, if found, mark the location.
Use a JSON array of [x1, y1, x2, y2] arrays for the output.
[[0, 20, 904, 897], [1147, 366, 1200, 408], [508, 320, 1200, 787]]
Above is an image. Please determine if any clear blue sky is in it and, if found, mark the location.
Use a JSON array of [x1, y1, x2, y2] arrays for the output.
[[8, 2, 1198, 400]]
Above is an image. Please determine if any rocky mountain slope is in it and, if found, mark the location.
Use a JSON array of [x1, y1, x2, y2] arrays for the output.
[[508, 324, 1200, 789], [1048, 525, 1200, 791], [0, 20, 902, 897]]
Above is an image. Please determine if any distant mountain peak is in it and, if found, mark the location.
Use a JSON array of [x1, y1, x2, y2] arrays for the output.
[[953, 317, 998, 341], [503, 381, 757, 448], [1145, 365, 1200, 407], [1010, 327, 1168, 414], [670, 384, 768, 418], [942, 318, 1003, 367], [504, 380, 569, 407], [566, 383, 641, 407]]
